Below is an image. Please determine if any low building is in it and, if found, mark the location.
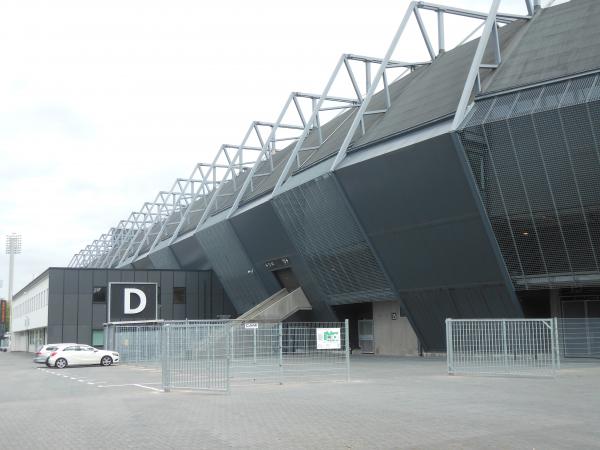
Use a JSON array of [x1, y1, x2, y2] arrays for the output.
[[11, 267, 234, 352]]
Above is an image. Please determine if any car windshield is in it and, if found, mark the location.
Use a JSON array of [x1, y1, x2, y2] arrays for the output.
[[46, 346, 58, 351]]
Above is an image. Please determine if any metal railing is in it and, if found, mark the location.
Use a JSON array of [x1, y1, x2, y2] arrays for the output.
[[446, 318, 560, 377], [105, 319, 350, 392], [558, 318, 600, 359]]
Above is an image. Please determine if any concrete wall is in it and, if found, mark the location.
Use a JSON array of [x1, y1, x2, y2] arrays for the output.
[[373, 301, 419, 356]]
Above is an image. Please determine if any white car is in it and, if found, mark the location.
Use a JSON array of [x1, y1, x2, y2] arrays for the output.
[[33, 343, 76, 363], [46, 344, 119, 369]]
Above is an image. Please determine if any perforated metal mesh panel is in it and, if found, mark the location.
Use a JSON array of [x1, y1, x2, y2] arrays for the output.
[[459, 73, 600, 289], [197, 221, 270, 313], [272, 174, 394, 304]]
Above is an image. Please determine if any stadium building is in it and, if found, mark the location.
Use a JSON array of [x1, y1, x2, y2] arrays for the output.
[[67, 0, 600, 353]]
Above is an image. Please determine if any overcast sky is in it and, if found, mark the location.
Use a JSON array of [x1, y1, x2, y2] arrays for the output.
[[0, 0, 563, 296]]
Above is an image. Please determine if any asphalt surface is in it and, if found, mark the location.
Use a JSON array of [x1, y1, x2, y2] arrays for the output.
[[1, 352, 599, 449]]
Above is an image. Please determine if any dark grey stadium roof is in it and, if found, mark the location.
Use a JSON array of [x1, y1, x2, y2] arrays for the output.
[[208, 0, 600, 214], [484, 0, 600, 94]]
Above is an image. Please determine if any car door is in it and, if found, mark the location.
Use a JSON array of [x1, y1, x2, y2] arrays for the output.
[[79, 346, 98, 365], [62, 345, 81, 364]]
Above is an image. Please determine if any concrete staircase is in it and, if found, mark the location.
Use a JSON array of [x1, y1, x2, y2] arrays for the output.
[[238, 287, 312, 321]]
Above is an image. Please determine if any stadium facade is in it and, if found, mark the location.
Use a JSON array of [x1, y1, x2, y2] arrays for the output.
[[69, 0, 600, 352]]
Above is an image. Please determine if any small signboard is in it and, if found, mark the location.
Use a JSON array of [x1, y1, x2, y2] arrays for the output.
[[244, 322, 259, 330], [316, 328, 341, 350]]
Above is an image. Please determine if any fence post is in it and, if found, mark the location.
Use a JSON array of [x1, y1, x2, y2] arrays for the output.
[[553, 317, 560, 372], [253, 327, 257, 365], [278, 322, 283, 385], [445, 319, 453, 375], [162, 324, 170, 392], [502, 319, 508, 371], [345, 319, 350, 382], [230, 325, 235, 363]]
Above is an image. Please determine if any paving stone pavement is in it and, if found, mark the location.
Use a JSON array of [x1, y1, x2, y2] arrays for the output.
[[1, 352, 599, 449]]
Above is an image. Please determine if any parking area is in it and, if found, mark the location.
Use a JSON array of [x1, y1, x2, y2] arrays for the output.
[[2, 352, 600, 449]]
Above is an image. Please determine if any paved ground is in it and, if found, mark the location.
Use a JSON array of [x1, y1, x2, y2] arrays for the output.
[[1, 352, 599, 449]]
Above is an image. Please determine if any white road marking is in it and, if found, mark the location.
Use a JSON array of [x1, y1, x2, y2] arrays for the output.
[[133, 384, 162, 392], [97, 383, 162, 392]]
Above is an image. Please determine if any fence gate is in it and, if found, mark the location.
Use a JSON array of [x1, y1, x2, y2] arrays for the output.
[[162, 322, 230, 392], [446, 318, 560, 377]]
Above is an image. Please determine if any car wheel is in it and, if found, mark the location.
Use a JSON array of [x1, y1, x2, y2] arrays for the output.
[[101, 356, 113, 366], [55, 358, 67, 369]]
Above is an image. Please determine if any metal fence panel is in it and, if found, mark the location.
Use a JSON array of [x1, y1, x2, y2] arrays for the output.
[[104, 321, 162, 365], [104, 319, 350, 392], [446, 318, 559, 377], [558, 318, 600, 358], [162, 322, 230, 392]]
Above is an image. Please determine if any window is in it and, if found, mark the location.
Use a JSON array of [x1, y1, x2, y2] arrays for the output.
[[92, 330, 104, 348], [173, 287, 186, 305], [93, 287, 107, 303], [63, 346, 78, 352]]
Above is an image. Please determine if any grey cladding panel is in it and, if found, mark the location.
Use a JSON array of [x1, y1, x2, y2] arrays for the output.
[[401, 285, 517, 351], [92, 303, 107, 328], [160, 271, 174, 320], [230, 201, 336, 320], [337, 133, 521, 351], [196, 221, 269, 314], [48, 270, 64, 327], [230, 202, 295, 295], [338, 133, 511, 289], [78, 270, 92, 294], [63, 294, 78, 326], [272, 174, 395, 305], [170, 235, 209, 270]]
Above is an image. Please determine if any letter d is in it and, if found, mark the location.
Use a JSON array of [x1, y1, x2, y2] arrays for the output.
[[124, 288, 147, 314]]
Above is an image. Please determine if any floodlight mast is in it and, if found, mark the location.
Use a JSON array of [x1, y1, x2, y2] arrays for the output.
[[5, 233, 22, 348]]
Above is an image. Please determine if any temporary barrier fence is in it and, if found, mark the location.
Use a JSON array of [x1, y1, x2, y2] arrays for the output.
[[104, 319, 350, 392], [446, 318, 559, 377], [558, 318, 600, 359], [105, 320, 162, 365]]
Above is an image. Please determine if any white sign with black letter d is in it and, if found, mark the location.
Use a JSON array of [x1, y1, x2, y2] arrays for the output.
[[108, 282, 158, 322]]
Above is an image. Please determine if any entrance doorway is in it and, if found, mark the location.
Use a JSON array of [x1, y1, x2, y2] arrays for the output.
[[331, 303, 372, 352]]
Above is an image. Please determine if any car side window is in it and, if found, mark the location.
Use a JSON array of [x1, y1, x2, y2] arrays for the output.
[[82, 346, 94, 352], [63, 346, 78, 351]]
